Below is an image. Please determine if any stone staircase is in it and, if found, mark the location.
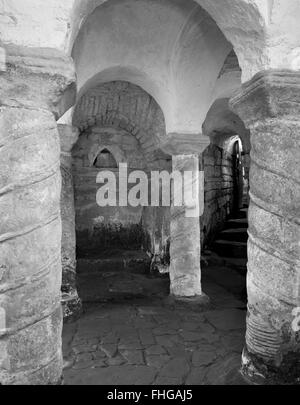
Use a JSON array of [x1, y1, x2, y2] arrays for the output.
[[211, 208, 248, 274]]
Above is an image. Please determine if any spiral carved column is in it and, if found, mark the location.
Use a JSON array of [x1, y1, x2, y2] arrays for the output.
[[58, 125, 82, 323], [0, 45, 76, 384], [230, 70, 300, 384]]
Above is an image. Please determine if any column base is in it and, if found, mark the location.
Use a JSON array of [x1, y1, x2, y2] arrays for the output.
[[164, 293, 210, 311], [241, 347, 300, 385], [0, 352, 64, 385], [62, 292, 82, 323]]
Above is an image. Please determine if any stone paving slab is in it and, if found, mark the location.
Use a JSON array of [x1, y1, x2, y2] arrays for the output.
[[65, 365, 157, 385], [63, 303, 247, 385], [63, 270, 248, 385], [204, 309, 246, 331]]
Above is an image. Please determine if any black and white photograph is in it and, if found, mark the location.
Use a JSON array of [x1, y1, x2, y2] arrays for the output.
[[0, 0, 299, 390]]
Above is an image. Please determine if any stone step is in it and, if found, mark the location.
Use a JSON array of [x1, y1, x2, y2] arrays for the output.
[[218, 228, 248, 243], [235, 208, 248, 219], [222, 257, 248, 274], [77, 251, 151, 275], [202, 265, 246, 298], [212, 240, 247, 259], [225, 218, 248, 230], [207, 253, 248, 275]]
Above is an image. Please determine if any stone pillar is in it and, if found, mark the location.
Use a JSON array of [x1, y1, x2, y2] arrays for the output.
[[0, 45, 76, 385], [161, 134, 210, 303], [170, 153, 202, 297], [58, 125, 82, 323], [230, 70, 300, 384]]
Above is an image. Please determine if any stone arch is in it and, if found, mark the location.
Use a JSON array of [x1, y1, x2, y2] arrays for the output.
[[70, 0, 234, 132], [1, 0, 300, 387], [201, 97, 251, 244], [71, 78, 171, 290], [68, 0, 268, 83], [73, 80, 167, 162], [202, 97, 250, 154], [76, 67, 168, 124]]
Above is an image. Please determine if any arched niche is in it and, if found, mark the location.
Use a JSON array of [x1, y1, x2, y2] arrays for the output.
[[93, 149, 118, 169], [89, 144, 125, 168], [4, 1, 300, 85], [200, 96, 250, 247], [71, 80, 170, 258], [73, 80, 167, 164]]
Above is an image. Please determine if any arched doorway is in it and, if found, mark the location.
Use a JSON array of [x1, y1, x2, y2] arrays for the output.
[[71, 80, 171, 303]]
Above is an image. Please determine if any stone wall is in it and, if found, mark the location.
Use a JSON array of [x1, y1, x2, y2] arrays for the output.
[[72, 131, 171, 259], [73, 127, 146, 255], [73, 130, 237, 257], [72, 80, 239, 260], [201, 143, 235, 247], [74, 81, 165, 162], [72, 81, 171, 258]]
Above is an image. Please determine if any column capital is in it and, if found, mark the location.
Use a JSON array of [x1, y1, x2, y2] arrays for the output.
[[160, 133, 210, 156], [58, 124, 79, 154], [230, 69, 300, 127], [0, 44, 76, 119]]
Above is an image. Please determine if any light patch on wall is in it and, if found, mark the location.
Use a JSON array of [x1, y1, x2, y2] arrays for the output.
[[0, 47, 6, 71], [292, 307, 300, 333], [0, 307, 6, 333], [93, 216, 105, 225]]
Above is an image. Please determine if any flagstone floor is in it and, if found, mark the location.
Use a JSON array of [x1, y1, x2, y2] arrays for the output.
[[63, 262, 248, 385]]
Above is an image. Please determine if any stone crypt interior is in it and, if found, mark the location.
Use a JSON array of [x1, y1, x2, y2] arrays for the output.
[[0, 0, 299, 385]]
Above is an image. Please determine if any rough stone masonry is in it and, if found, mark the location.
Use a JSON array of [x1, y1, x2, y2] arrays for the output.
[[0, 0, 299, 386]]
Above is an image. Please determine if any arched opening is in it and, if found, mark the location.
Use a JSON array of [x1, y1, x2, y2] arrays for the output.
[[67, 0, 268, 82], [93, 149, 118, 169], [71, 80, 171, 305], [61, 0, 253, 386], [233, 138, 249, 213], [2, 0, 300, 388], [200, 95, 250, 310]]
